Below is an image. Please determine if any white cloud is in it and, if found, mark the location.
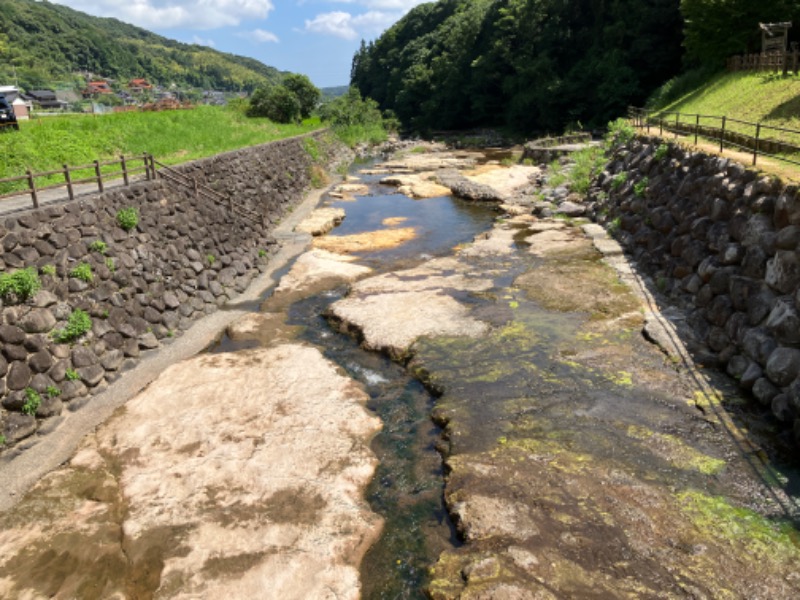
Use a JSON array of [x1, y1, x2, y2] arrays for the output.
[[239, 29, 280, 43], [52, 0, 274, 30], [192, 35, 216, 46], [304, 9, 400, 40]]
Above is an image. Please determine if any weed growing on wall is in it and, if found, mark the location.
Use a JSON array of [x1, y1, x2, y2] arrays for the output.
[[634, 177, 649, 198], [69, 263, 93, 283], [65, 368, 80, 381], [40, 264, 57, 277], [611, 172, 628, 190], [0, 267, 41, 303], [89, 240, 108, 254], [52, 309, 92, 343], [116, 207, 139, 231], [22, 388, 41, 416]]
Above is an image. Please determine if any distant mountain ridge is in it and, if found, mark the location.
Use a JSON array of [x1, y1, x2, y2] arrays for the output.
[[0, 0, 284, 92]]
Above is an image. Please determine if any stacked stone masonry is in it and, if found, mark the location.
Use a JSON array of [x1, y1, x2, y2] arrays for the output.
[[0, 131, 343, 451], [591, 135, 800, 442]]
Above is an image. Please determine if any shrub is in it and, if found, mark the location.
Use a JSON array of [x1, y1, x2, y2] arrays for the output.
[[22, 388, 41, 416], [65, 368, 80, 381], [319, 87, 387, 147], [0, 267, 41, 303], [105, 257, 115, 272], [206, 254, 216, 265], [89, 240, 108, 254], [605, 118, 635, 148], [46, 385, 61, 398], [52, 309, 92, 343], [70, 263, 93, 283], [248, 85, 302, 123], [611, 172, 628, 190], [0, 434, 5, 445], [116, 207, 139, 231], [303, 137, 321, 162], [40, 264, 57, 276], [654, 143, 669, 161], [567, 146, 604, 195]]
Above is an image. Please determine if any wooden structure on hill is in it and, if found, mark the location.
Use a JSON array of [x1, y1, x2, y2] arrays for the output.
[[728, 21, 798, 74], [760, 22, 792, 54]]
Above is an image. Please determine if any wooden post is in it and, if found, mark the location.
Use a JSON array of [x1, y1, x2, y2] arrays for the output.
[[753, 123, 761, 166], [720, 116, 726, 153], [121, 155, 129, 186], [26, 168, 39, 209], [149, 155, 157, 180], [646, 109, 650, 134], [94, 160, 104, 193], [694, 114, 700, 145], [144, 153, 152, 180], [64, 164, 75, 201], [675, 112, 679, 138]]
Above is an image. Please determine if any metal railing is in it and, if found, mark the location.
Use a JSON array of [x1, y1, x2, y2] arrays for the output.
[[0, 153, 155, 209], [628, 107, 800, 167]]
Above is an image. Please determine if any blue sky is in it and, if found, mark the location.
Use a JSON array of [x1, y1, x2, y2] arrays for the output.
[[51, 0, 431, 88]]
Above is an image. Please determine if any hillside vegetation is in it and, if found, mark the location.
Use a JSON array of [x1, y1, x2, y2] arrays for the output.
[[0, 0, 282, 91], [0, 106, 321, 191], [351, 0, 800, 135]]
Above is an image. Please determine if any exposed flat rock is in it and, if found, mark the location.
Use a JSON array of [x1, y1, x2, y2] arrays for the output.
[[330, 183, 370, 201], [329, 258, 492, 357], [275, 249, 372, 295], [380, 172, 452, 199], [295, 207, 346, 236], [0, 345, 382, 599], [379, 152, 476, 172], [313, 227, 418, 254], [463, 164, 539, 199]]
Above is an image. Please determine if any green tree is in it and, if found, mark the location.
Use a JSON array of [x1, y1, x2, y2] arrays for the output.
[[283, 73, 320, 119], [247, 85, 301, 123]]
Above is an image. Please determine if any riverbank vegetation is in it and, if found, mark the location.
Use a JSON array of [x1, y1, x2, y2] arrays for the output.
[[0, 105, 321, 182]]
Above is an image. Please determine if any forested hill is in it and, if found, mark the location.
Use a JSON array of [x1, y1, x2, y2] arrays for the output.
[[350, 0, 799, 134], [0, 0, 282, 92]]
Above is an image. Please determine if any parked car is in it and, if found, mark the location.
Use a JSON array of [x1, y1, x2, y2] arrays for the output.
[[0, 94, 19, 130]]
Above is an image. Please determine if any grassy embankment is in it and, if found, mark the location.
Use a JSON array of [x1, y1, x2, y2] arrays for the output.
[[646, 71, 800, 171], [0, 105, 323, 193], [648, 70, 800, 131]]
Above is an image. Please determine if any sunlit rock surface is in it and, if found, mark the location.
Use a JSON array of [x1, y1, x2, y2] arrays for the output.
[[0, 345, 382, 599]]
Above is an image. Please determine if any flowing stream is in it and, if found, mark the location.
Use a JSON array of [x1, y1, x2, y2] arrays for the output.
[[210, 154, 800, 598]]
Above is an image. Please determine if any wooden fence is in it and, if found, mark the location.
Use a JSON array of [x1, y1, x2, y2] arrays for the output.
[[628, 107, 800, 168], [727, 50, 800, 75], [0, 154, 156, 209], [0, 152, 264, 226]]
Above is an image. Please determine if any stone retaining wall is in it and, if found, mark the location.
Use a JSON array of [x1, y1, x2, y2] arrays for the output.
[[0, 131, 345, 451], [523, 133, 593, 164], [590, 135, 800, 442]]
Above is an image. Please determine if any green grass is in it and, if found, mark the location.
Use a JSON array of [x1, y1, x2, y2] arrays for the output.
[[647, 71, 800, 144], [0, 106, 322, 192]]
